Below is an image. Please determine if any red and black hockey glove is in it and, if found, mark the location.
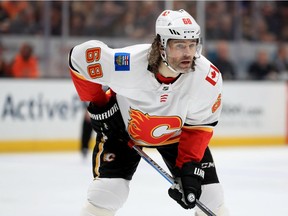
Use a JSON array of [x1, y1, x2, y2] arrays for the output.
[[87, 96, 129, 142], [168, 161, 204, 209]]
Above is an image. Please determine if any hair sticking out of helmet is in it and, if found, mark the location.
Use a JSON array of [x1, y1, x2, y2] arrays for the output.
[[155, 9, 202, 74]]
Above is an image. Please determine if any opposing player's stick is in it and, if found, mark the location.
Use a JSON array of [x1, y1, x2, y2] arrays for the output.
[[128, 142, 216, 216]]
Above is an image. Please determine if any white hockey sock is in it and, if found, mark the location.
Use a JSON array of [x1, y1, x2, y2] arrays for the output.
[[195, 183, 230, 216], [80, 201, 115, 216]]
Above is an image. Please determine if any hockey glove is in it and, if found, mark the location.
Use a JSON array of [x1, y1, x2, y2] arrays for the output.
[[168, 161, 204, 209], [87, 96, 128, 141]]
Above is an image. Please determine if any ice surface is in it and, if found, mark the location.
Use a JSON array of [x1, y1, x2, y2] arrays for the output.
[[0, 146, 287, 216]]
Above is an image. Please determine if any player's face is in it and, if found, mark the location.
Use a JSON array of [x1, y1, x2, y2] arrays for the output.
[[166, 39, 197, 73]]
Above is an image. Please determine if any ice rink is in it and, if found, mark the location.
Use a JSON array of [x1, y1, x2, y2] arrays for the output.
[[1, 146, 288, 216]]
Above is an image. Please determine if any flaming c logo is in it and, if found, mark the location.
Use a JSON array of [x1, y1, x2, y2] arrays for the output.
[[128, 108, 182, 145]]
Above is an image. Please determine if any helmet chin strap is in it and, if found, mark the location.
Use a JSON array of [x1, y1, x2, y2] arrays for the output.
[[195, 44, 202, 59]]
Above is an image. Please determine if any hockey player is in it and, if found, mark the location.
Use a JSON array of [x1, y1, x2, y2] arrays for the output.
[[69, 9, 229, 216]]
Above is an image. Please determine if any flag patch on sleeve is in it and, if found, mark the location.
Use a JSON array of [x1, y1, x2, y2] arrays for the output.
[[206, 64, 220, 86], [114, 53, 130, 71]]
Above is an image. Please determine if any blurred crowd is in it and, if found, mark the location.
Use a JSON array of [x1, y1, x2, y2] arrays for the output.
[[0, 1, 288, 80], [1, 1, 287, 41], [0, 41, 40, 78]]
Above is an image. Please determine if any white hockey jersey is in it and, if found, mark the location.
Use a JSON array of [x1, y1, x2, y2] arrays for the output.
[[69, 40, 222, 163]]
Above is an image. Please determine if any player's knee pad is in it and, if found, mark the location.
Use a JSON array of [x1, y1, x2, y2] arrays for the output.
[[195, 183, 230, 216], [80, 201, 115, 216], [86, 178, 130, 212]]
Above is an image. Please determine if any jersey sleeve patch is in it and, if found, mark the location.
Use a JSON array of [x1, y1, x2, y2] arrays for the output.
[[205, 64, 220, 86], [212, 93, 221, 113], [114, 52, 130, 71]]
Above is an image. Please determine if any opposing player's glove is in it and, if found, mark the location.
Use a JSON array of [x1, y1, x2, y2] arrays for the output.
[[87, 96, 128, 141], [168, 161, 204, 209]]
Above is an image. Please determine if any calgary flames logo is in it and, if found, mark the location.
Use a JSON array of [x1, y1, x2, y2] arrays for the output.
[[128, 108, 182, 145]]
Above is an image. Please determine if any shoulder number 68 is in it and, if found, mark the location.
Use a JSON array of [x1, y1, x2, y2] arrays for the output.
[[85, 47, 103, 79]]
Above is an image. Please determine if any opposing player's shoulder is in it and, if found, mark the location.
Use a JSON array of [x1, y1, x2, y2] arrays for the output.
[[194, 55, 222, 88]]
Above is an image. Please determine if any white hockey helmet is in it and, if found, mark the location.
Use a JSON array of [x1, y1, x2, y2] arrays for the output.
[[156, 9, 201, 48]]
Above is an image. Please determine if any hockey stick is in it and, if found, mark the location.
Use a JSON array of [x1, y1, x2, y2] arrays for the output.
[[128, 142, 216, 216]]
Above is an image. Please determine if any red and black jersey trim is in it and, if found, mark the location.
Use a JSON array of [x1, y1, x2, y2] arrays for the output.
[[176, 122, 217, 168], [184, 121, 218, 127], [68, 47, 79, 73]]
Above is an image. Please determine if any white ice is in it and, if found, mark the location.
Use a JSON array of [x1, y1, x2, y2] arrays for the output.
[[0, 146, 288, 216]]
